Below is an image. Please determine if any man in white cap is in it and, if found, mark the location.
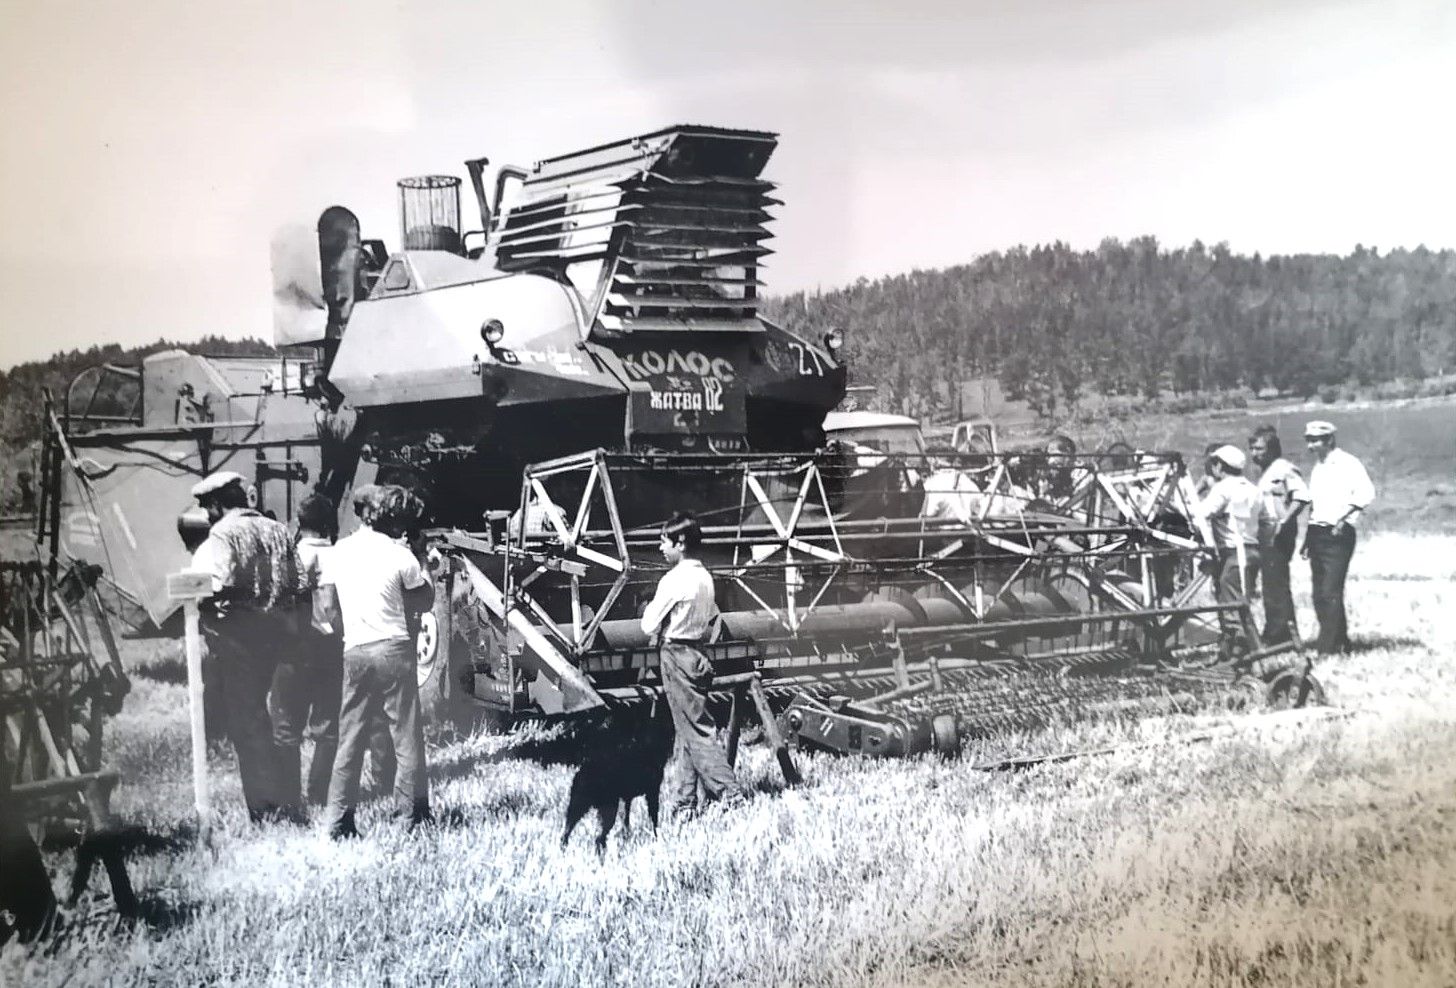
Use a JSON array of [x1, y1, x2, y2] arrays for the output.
[[1191, 445, 1262, 655], [1302, 420, 1375, 653], [1248, 425, 1310, 644], [189, 470, 305, 823]]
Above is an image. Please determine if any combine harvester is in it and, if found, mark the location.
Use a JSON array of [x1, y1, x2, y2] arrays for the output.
[[52, 125, 1323, 761]]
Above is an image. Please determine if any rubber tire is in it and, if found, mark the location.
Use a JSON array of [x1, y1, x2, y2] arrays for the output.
[[416, 573, 486, 734], [1265, 669, 1328, 710]]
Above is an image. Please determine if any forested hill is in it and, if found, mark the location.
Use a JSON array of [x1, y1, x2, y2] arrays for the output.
[[0, 336, 276, 447], [5, 239, 1456, 447], [762, 238, 1456, 421]]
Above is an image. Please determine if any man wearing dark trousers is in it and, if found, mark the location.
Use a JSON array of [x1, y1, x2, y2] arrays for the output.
[[1249, 426, 1310, 644], [1192, 446, 1263, 657], [1302, 421, 1375, 654], [641, 512, 745, 820], [317, 485, 435, 838], [189, 471, 304, 824]]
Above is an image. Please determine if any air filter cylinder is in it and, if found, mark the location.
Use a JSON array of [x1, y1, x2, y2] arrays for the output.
[[398, 175, 463, 253]]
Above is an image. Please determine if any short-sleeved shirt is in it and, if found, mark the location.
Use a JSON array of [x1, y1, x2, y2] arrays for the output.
[[319, 527, 427, 650], [640, 558, 717, 642], [1308, 447, 1376, 527], [296, 535, 334, 635], [1195, 475, 1262, 548], [1255, 457, 1310, 534], [296, 535, 331, 589]]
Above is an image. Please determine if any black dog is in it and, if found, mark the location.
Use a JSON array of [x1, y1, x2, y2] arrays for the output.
[[561, 703, 674, 854]]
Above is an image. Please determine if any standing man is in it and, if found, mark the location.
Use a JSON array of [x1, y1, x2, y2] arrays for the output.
[[318, 485, 435, 838], [1302, 421, 1376, 654], [1191, 446, 1263, 656], [269, 493, 346, 809], [640, 512, 745, 820], [1248, 426, 1310, 644], [189, 471, 304, 823]]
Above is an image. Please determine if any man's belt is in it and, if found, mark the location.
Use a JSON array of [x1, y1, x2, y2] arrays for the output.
[[665, 636, 709, 645]]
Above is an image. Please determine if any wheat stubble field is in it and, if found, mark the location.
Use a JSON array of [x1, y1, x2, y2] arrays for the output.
[[4, 532, 1455, 984]]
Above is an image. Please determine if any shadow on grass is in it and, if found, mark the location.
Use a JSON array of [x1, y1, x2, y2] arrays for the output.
[[1342, 634, 1426, 655], [418, 807, 472, 832], [127, 892, 201, 934], [40, 821, 195, 860]]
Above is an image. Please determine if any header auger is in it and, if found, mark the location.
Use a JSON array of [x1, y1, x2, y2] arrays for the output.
[[419, 442, 1325, 753]]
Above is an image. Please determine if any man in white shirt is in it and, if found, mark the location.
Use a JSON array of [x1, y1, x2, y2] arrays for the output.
[[317, 484, 435, 838], [189, 471, 304, 824], [1248, 426, 1310, 645], [640, 512, 744, 819], [1301, 420, 1375, 653], [1192, 445, 1262, 655]]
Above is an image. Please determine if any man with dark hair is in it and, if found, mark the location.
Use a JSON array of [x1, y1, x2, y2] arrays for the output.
[[1194, 442, 1224, 498], [189, 471, 304, 823], [640, 512, 744, 820], [317, 484, 434, 838], [1038, 434, 1079, 502], [1302, 421, 1375, 653], [1248, 426, 1309, 644]]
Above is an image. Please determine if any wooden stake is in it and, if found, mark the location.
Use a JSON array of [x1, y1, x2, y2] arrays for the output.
[[182, 599, 212, 840], [169, 570, 215, 841]]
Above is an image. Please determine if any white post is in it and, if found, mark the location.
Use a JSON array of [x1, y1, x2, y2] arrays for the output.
[[183, 599, 211, 837], [169, 571, 215, 840]]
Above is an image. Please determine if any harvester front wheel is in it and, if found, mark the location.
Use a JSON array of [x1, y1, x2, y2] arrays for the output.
[[416, 570, 490, 735]]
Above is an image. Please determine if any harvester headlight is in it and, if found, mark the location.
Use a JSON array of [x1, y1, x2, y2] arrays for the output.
[[823, 327, 844, 353], [481, 319, 505, 346]]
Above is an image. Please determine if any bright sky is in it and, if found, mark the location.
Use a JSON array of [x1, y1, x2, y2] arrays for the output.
[[1, 0, 1452, 368]]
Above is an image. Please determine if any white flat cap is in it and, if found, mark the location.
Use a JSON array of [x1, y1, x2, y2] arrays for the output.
[[190, 471, 246, 499], [1303, 420, 1336, 437], [1212, 445, 1246, 472]]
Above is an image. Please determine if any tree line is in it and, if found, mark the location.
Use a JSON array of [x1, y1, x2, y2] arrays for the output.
[[5, 237, 1455, 450], [762, 238, 1456, 420]]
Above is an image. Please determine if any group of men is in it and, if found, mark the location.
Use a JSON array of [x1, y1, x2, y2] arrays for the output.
[[187, 473, 434, 838], [1191, 420, 1375, 655], [189, 474, 750, 832], [920, 420, 1375, 656]]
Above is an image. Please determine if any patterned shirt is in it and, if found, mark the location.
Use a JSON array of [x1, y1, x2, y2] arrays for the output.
[[1308, 447, 1376, 527], [640, 558, 717, 642], [190, 508, 302, 612]]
